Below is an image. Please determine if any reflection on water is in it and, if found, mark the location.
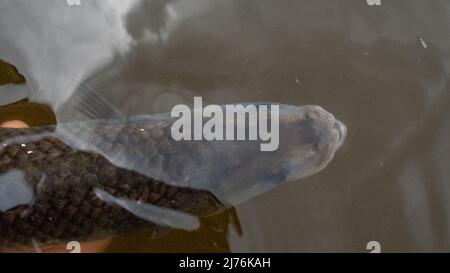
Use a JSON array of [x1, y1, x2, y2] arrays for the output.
[[1, 0, 450, 252]]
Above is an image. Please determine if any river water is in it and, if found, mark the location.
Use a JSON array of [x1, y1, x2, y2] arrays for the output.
[[0, 0, 449, 252]]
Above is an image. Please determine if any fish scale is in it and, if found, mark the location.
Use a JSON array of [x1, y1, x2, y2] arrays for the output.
[[0, 100, 346, 249], [0, 125, 222, 248]]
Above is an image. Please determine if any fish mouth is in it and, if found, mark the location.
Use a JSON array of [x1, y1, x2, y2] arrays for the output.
[[334, 120, 347, 148]]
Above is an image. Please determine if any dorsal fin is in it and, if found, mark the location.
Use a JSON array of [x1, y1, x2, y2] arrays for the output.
[[56, 80, 126, 123]]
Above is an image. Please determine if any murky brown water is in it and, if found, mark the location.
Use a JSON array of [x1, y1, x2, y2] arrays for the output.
[[1, 0, 450, 252]]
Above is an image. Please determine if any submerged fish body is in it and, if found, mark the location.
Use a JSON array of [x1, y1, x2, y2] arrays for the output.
[[55, 104, 346, 206], [0, 125, 222, 247], [0, 85, 346, 247]]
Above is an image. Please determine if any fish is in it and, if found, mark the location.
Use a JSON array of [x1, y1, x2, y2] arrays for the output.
[[0, 82, 346, 248]]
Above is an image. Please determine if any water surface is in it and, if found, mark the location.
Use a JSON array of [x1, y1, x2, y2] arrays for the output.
[[1, 0, 449, 252]]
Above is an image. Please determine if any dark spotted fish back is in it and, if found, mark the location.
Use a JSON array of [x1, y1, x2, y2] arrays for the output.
[[0, 125, 222, 248]]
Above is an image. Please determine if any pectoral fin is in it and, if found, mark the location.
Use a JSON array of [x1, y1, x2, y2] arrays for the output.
[[0, 169, 34, 212], [94, 188, 200, 231]]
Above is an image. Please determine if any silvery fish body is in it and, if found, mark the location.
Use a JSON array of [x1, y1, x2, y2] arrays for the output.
[[0, 86, 346, 247]]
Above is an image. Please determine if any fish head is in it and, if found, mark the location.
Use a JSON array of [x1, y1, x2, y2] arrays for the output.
[[272, 105, 346, 183], [214, 104, 347, 205]]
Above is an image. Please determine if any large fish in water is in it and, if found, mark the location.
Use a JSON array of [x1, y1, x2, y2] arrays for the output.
[[0, 83, 346, 248]]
